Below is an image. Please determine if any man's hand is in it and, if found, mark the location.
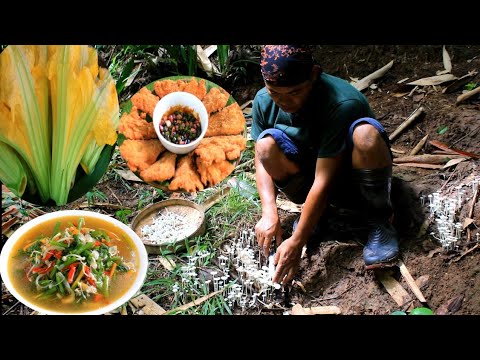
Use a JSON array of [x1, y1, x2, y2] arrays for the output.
[[255, 214, 283, 256], [272, 237, 302, 285]]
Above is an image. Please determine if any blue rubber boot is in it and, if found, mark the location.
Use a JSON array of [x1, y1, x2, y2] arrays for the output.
[[353, 167, 400, 269]]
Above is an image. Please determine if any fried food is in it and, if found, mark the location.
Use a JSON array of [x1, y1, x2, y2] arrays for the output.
[[118, 106, 157, 140], [153, 80, 186, 99], [195, 135, 246, 162], [168, 154, 204, 192], [182, 77, 207, 100], [122, 77, 247, 192], [194, 144, 226, 165], [119, 139, 165, 172], [194, 135, 246, 186], [202, 87, 230, 114], [205, 102, 245, 137], [131, 87, 159, 118], [140, 151, 177, 183], [196, 157, 234, 187]]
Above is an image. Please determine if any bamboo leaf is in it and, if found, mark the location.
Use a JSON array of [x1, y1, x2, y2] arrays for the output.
[[442, 45, 452, 73], [407, 74, 457, 86]]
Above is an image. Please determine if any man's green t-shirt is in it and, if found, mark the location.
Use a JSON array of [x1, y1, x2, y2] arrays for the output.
[[251, 72, 375, 158]]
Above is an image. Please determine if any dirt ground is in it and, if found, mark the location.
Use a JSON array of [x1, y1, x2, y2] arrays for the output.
[[2, 45, 480, 315]]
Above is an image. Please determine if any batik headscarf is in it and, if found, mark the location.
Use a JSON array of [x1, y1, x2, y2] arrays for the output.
[[260, 45, 314, 86]]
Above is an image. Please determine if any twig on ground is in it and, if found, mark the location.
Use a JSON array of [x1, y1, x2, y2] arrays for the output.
[[450, 244, 480, 264], [106, 185, 123, 206], [456, 86, 480, 105], [78, 202, 126, 210], [440, 167, 458, 191], [234, 158, 254, 172], [313, 284, 356, 302], [452, 124, 480, 146], [163, 289, 225, 314], [389, 106, 425, 141], [2, 301, 20, 316]]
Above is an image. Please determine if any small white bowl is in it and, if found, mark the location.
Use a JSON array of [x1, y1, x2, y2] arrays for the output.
[[0, 210, 148, 315], [153, 91, 208, 155]]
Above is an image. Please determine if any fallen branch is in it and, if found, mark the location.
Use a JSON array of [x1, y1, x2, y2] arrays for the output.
[[163, 289, 224, 314], [389, 106, 425, 141], [450, 244, 479, 263], [393, 154, 464, 165], [409, 134, 429, 155], [394, 163, 443, 169], [456, 86, 480, 105], [351, 60, 394, 91]]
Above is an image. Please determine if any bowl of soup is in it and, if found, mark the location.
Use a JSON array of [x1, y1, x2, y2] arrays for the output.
[[152, 91, 208, 155], [0, 210, 148, 315]]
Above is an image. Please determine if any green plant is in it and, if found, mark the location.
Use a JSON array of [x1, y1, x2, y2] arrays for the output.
[[465, 82, 478, 91], [115, 208, 132, 224], [216, 45, 230, 75], [85, 188, 108, 206], [137, 189, 153, 210], [160, 45, 198, 76], [437, 125, 448, 135]]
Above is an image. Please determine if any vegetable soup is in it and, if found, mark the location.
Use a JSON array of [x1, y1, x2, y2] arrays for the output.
[[7, 215, 140, 313]]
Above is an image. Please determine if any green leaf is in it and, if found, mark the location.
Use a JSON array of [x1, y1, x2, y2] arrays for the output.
[[465, 82, 477, 91], [437, 126, 448, 135], [390, 310, 407, 315], [116, 57, 135, 95], [67, 145, 115, 204], [409, 307, 434, 315], [0, 141, 27, 197]]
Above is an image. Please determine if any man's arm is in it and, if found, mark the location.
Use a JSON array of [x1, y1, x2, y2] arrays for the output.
[[272, 154, 343, 284]]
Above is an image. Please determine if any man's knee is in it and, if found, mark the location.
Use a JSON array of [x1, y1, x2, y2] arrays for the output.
[[256, 135, 278, 163], [352, 124, 387, 153]]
